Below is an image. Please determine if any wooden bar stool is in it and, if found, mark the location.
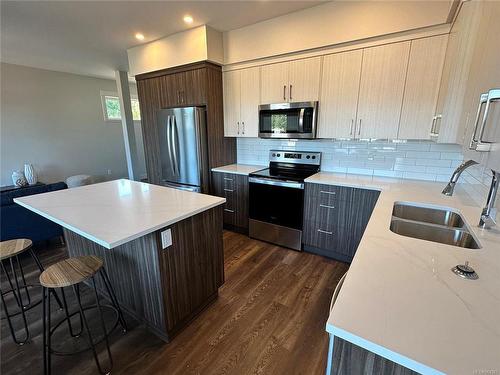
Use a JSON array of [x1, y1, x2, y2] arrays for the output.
[[40, 255, 127, 375], [0, 239, 62, 345]]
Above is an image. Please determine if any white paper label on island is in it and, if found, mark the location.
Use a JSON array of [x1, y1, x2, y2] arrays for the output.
[[161, 229, 172, 249]]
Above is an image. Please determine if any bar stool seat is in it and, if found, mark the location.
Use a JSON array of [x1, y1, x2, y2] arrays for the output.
[[40, 255, 127, 375], [1, 238, 63, 345], [40, 255, 103, 288], [0, 239, 33, 260]]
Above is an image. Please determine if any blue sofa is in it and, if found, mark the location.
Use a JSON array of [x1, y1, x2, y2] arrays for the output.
[[1, 182, 67, 243]]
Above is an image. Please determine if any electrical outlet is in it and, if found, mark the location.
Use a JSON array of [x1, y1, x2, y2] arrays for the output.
[[161, 229, 172, 249]]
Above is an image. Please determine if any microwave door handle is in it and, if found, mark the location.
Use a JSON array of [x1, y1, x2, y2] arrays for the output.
[[298, 108, 305, 133]]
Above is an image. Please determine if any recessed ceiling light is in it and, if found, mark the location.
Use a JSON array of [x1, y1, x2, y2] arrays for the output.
[[135, 33, 145, 41], [183, 15, 193, 24]]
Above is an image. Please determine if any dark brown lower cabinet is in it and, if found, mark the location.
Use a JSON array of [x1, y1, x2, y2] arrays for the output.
[[212, 171, 249, 233], [330, 337, 418, 375], [64, 206, 224, 342], [303, 183, 380, 262]]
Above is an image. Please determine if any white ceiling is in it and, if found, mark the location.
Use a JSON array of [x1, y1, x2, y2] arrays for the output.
[[1, 1, 324, 79]]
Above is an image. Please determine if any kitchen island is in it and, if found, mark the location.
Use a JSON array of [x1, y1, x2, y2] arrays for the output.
[[14, 179, 226, 341]]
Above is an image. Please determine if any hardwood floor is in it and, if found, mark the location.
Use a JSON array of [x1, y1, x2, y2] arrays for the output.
[[1, 231, 348, 375]]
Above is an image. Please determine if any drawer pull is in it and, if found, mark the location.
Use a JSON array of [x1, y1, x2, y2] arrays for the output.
[[223, 177, 233, 181], [320, 190, 336, 195], [224, 208, 235, 213], [320, 204, 335, 209], [224, 189, 234, 192], [317, 229, 333, 235]]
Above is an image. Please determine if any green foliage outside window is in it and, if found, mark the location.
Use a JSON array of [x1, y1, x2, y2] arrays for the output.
[[104, 96, 141, 121]]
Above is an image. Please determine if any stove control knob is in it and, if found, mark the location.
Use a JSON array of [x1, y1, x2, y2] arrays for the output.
[[272, 153, 276, 157], [277, 153, 281, 157], [312, 155, 316, 159], [306, 155, 310, 159]]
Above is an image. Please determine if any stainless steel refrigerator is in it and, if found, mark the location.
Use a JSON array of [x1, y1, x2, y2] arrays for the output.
[[157, 106, 208, 192]]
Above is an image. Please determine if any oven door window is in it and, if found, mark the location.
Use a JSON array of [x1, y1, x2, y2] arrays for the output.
[[259, 108, 313, 134], [249, 182, 304, 230]]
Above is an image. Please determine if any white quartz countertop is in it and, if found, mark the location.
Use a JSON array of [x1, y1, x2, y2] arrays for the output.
[[305, 172, 500, 375], [14, 179, 225, 249], [211, 163, 265, 175]]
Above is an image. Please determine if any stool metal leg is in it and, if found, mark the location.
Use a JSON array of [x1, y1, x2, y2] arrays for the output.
[[1, 257, 30, 345], [42, 287, 48, 375], [100, 268, 127, 332], [15, 255, 31, 307], [72, 278, 113, 375], [60, 288, 83, 337]]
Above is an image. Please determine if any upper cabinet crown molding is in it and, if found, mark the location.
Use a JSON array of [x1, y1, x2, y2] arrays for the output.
[[260, 57, 321, 104]]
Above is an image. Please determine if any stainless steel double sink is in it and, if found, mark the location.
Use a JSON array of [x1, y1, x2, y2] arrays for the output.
[[390, 203, 480, 249]]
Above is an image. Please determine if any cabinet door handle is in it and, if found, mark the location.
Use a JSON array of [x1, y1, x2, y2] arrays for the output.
[[320, 204, 335, 209], [224, 189, 234, 192], [283, 85, 287, 101], [320, 190, 336, 195], [242, 121, 245, 135], [237, 121, 240, 134], [224, 208, 235, 213], [177, 91, 181, 103], [476, 88, 500, 151], [317, 229, 333, 235], [358, 119, 362, 136], [430, 115, 441, 137], [289, 85, 293, 101], [350, 119, 354, 136], [223, 177, 233, 181]]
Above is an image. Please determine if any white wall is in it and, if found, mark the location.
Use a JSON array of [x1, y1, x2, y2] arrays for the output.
[[127, 25, 223, 76], [0, 63, 146, 186], [223, 1, 454, 64]]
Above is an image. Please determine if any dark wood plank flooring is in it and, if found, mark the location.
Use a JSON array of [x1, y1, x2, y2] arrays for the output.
[[1, 231, 348, 375]]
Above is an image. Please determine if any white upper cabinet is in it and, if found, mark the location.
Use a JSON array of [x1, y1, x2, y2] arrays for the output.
[[356, 42, 410, 139], [223, 66, 260, 137], [398, 35, 448, 140], [288, 57, 321, 102], [239, 66, 260, 137], [223, 70, 241, 137], [260, 57, 321, 104], [318, 50, 363, 138]]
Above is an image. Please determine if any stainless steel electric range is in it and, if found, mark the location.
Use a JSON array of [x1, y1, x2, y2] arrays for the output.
[[248, 150, 321, 250]]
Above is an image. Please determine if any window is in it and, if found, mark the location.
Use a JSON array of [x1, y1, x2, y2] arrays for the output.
[[101, 91, 141, 122]]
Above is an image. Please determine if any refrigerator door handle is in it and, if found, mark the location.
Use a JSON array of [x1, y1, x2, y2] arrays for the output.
[[172, 115, 180, 175], [166, 115, 176, 176]]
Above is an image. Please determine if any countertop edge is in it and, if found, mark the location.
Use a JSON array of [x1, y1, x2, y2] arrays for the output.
[[325, 323, 445, 375], [14, 197, 226, 249], [211, 164, 265, 176]]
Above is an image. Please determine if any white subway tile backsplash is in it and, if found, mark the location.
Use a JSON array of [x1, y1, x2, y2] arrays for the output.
[[405, 151, 441, 159], [440, 152, 463, 160]]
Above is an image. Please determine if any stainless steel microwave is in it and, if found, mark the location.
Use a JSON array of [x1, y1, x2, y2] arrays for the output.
[[259, 101, 318, 139]]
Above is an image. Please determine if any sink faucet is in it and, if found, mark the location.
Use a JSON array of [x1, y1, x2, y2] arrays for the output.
[[442, 159, 479, 196], [479, 170, 499, 229]]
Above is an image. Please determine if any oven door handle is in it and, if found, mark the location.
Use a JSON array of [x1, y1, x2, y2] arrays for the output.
[[249, 177, 304, 189]]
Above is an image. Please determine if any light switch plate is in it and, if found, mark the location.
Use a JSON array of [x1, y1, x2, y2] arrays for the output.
[[161, 229, 172, 249]]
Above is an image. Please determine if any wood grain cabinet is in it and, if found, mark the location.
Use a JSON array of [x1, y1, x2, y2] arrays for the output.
[[303, 183, 379, 263], [260, 57, 321, 104], [223, 66, 260, 137], [212, 171, 249, 233], [135, 62, 236, 188], [398, 35, 448, 140]]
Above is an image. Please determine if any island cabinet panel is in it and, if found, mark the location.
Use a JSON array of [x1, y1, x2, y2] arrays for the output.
[[157, 205, 224, 337], [211, 171, 249, 233], [329, 337, 418, 375], [64, 205, 224, 342], [136, 62, 236, 189], [303, 183, 379, 263]]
